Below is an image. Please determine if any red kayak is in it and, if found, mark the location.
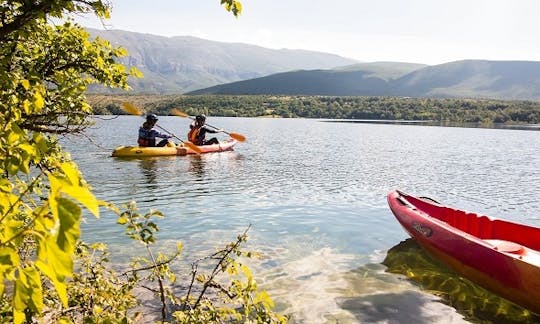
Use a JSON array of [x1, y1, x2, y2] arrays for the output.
[[387, 189, 540, 314], [183, 138, 237, 154]]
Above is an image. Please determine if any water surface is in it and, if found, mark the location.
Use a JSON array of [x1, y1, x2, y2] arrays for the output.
[[63, 116, 540, 322]]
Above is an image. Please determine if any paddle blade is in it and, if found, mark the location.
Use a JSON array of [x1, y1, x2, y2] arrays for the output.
[[171, 108, 190, 118], [184, 141, 202, 154], [122, 102, 143, 116], [228, 132, 246, 142]]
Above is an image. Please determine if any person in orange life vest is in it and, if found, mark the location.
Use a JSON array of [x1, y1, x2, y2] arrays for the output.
[[138, 114, 172, 147], [187, 114, 223, 146]]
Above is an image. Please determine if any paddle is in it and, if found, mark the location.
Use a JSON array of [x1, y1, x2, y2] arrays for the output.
[[122, 102, 202, 154], [170, 108, 246, 142]]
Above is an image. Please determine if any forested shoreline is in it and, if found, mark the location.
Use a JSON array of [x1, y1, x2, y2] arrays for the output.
[[89, 94, 540, 125]]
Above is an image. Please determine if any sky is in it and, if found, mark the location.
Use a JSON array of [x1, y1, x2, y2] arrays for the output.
[[74, 0, 540, 65]]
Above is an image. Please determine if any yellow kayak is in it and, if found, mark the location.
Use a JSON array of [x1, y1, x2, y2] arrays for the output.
[[111, 143, 187, 157], [111, 139, 237, 157]]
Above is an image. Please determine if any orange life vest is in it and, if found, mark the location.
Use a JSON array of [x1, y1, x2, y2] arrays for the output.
[[188, 126, 202, 145]]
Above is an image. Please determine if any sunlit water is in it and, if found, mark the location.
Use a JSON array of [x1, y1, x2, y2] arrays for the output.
[[62, 116, 540, 323]]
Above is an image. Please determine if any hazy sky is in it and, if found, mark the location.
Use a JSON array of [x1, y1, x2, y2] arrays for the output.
[[74, 0, 540, 65]]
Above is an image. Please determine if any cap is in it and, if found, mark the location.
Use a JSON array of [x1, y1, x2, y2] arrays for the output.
[[146, 113, 158, 121], [195, 114, 206, 122]]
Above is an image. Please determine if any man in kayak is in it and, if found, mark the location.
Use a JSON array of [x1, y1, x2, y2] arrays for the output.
[[188, 114, 223, 146], [138, 114, 172, 147]]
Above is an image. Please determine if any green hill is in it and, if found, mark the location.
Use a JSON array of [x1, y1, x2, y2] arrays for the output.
[[189, 60, 540, 100], [187, 70, 390, 96], [394, 60, 540, 100], [334, 62, 427, 80]]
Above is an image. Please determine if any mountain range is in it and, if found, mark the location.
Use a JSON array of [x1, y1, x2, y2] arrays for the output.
[[88, 29, 357, 94], [88, 29, 540, 100], [188, 60, 540, 100]]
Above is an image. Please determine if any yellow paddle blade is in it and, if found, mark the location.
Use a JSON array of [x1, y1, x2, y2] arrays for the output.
[[184, 141, 202, 154], [228, 132, 246, 142], [122, 102, 143, 116], [170, 108, 190, 118]]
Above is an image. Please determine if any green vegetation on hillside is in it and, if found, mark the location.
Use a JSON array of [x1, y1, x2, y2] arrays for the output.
[[334, 62, 427, 80], [89, 94, 540, 125]]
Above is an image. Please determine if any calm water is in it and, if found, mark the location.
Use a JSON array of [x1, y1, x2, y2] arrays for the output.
[[62, 116, 540, 323]]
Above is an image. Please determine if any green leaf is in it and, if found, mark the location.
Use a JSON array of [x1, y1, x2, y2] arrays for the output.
[[35, 244, 70, 307], [49, 163, 101, 218], [13, 270, 30, 324], [176, 242, 184, 251], [56, 197, 81, 253], [129, 66, 143, 78], [254, 290, 274, 308], [20, 79, 30, 90], [90, 242, 107, 250], [0, 179, 13, 193], [24, 267, 44, 313], [0, 249, 20, 295], [33, 92, 44, 110], [13, 307, 24, 324], [117, 215, 127, 224]]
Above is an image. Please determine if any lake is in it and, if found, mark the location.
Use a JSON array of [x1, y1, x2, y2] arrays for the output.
[[63, 116, 540, 323]]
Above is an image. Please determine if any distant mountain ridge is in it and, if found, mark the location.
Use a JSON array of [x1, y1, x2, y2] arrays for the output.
[[187, 62, 426, 96], [87, 28, 358, 93], [394, 60, 540, 100], [188, 60, 540, 100], [87, 29, 540, 100]]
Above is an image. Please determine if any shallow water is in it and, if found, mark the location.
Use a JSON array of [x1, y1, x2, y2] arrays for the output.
[[63, 116, 540, 322]]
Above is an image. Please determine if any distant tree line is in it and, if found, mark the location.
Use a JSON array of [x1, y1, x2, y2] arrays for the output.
[[89, 94, 540, 124]]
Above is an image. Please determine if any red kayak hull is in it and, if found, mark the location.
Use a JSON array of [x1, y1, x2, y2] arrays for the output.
[[387, 189, 540, 314], [184, 139, 237, 154]]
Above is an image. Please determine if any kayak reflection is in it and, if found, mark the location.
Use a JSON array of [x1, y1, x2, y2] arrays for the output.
[[138, 158, 158, 189], [383, 239, 540, 323], [188, 155, 206, 179]]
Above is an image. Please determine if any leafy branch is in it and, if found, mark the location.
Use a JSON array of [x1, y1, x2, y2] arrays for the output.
[[115, 203, 286, 323]]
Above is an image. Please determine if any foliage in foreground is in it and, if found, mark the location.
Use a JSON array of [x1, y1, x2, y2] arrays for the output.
[[1, 0, 286, 323], [1, 1, 131, 322], [46, 204, 285, 323]]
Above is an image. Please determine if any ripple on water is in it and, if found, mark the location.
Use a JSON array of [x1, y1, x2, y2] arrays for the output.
[[69, 117, 540, 321]]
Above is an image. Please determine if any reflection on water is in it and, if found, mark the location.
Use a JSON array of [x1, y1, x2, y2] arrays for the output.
[[338, 289, 466, 324], [382, 239, 540, 323], [324, 119, 540, 131], [138, 158, 159, 188], [188, 155, 206, 179]]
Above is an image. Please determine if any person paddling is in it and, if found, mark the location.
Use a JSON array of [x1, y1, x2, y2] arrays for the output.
[[187, 114, 223, 146], [138, 114, 172, 147]]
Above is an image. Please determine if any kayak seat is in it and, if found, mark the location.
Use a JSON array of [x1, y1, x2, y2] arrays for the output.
[[484, 239, 525, 255]]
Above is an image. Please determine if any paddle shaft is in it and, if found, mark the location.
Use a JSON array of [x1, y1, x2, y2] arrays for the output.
[[155, 124, 184, 142]]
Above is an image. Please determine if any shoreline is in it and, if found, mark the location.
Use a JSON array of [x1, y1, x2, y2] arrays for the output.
[[320, 119, 540, 131]]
